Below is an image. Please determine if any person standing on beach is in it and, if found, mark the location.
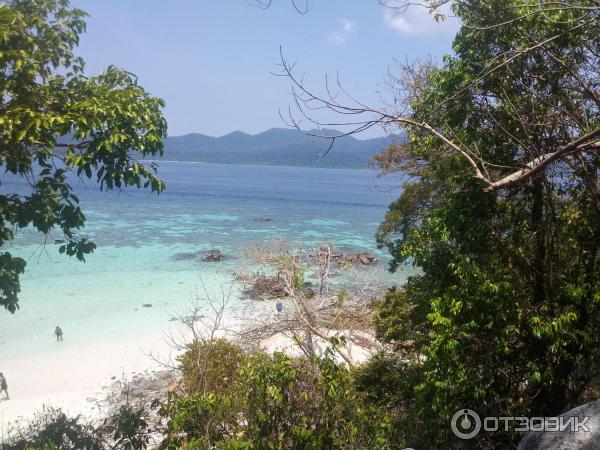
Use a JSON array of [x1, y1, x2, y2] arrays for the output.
[[54, 326, 63, 341], [0, 373, 9, 400]]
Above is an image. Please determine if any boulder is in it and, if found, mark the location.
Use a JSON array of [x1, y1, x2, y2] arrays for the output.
[[518, 400, 600, 450], [202, 249, 224, 262], [240, 274, 315, 301], [241, 275, 287, 300], [308, 250, 378, 266]]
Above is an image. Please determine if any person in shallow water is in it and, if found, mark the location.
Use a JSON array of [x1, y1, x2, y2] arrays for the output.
[[54, 326, 63, 341], [0, 372, 9, 400]]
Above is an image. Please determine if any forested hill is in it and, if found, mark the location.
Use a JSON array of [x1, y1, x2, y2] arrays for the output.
[[153, 128, 404, 169]]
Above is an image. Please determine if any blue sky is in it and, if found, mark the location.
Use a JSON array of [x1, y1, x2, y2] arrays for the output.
[[73, 0, 458, 138]]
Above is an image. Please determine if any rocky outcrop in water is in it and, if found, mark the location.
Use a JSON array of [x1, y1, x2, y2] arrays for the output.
[[202, 249, 224, 262], [171, 249, 226, 262], [241, 275, 287, 300], [239, 274, 314, 300], [253, 216, 273, 222], [308, 250, 378, 266]]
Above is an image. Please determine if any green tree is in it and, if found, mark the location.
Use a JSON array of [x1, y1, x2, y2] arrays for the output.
[[280, 0, 600, 447], [0, 0, 167, 312], [366, 1, 600, 447]]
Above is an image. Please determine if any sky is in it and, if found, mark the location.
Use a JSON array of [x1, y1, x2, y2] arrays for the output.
[[73, 0, 459, 138]]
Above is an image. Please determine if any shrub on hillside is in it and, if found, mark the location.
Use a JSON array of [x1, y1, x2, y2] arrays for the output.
[[161, 342, 395, 449], [0, 407, 103, 450]]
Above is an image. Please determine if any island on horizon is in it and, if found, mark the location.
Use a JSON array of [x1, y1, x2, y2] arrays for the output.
[[151, 127, 405, 169]]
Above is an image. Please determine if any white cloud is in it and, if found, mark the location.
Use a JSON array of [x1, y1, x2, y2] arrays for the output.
[[327, 19, 357, 45], [383, 5, 459, 36]]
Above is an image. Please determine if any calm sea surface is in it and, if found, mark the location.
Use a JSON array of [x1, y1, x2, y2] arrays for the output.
[[0, 162, 407, 359]]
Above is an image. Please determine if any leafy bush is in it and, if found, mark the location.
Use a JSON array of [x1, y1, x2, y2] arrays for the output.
[[1, 404, 156, 450], [177, 338, 247, 395], [0, 407, 103, 450], [161, 343, 395, 449], [101, 404, 151, 450]]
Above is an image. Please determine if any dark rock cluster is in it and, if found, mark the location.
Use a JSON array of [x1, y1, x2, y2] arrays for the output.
[[239, 274, 314, 300], [201, 249, 224, 262], [308, 250, 378, 266]]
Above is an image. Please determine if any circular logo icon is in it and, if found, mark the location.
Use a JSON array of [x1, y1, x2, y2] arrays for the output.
[[451, 409, 481, 439]]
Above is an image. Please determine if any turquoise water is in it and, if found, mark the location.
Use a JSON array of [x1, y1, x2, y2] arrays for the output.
[[0, 162, 406, 360]]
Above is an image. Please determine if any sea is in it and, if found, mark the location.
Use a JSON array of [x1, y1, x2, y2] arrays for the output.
[[0, 162, 408, 361]]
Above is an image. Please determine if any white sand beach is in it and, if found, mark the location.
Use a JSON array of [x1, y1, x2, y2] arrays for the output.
[[0, 317, 381, 441], [0, 330, 173, 437]]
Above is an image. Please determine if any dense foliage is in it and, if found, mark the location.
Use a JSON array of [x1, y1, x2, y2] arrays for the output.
[[160, 340, 394, 449], [372, 0, 600, 447], [0, 404, 152, 450], [178, 338, 248, 396], [0, 407, 104, 450], [2, 343, 395, 450], [0, 0, 167, 312]]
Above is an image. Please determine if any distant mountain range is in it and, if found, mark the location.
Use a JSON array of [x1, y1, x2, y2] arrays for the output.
[[150, 128, 404, 169]]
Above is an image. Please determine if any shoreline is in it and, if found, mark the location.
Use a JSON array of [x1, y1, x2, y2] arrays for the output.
[[0, 299, 379, 435], [0, 298, 270, 433], [0, 330, 173, 433]]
